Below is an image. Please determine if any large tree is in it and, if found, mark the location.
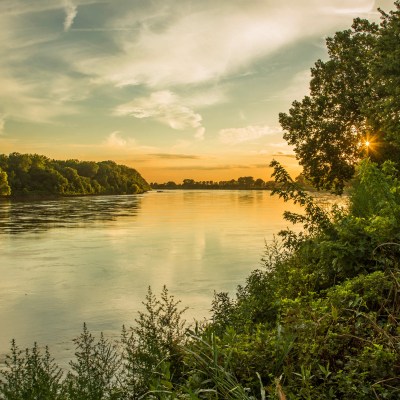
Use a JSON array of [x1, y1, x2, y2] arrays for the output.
[[279, 2, 400, 193]]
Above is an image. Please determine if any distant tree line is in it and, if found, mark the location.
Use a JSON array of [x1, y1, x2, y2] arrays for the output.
[[0, 153, 150, 197], [151, 175, 315, 191]]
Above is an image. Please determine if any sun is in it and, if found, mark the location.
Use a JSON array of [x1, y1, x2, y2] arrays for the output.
[[362, 133, 380, 157]]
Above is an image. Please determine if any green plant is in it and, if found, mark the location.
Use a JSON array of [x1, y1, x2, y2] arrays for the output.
[[63, 324, 122, 399], [120, 286, 188, 397], [0, 341, 63, 400]]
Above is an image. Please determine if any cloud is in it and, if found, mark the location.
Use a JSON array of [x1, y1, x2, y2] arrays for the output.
[[272, 152, 296, 158], [149, 153, 200, 160], [104, 131, 136, 148], [168, 164, 252, 171], [0, 71, 81, 123], [0, 0, 389, 149], [183, 87, 227, 109], [0, 0, 95, 16], [194, 127, 205, 140], [268, 142, 291, 148], [219, 125, 280, 145], [323, 0, 375, 14], [114, 91, 205, 139], [63, 1, 78, 32], [101, 132, 159, 155], [0, 114, 5, 133], [72, 0, 382, 89]]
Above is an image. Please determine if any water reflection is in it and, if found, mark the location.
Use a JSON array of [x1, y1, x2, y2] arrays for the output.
[[0, 195, 142, 234]]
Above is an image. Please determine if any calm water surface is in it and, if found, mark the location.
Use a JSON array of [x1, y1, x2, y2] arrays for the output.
[[0, 190, 304, 366]]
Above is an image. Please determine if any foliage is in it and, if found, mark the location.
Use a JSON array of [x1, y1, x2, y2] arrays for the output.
[[0, 288, 188, 400], [368, 2, 400, 144], [151, 177, 277, 190], [0, 341, 63, 400], [279, 1, 400, 193], [0, 152, 150, 197], [120, 286, 188, 397], [63, 324, 122, 399], [206, 159, 400, 398], [180, 331, 255, 400], [0, 167, 11, 196]]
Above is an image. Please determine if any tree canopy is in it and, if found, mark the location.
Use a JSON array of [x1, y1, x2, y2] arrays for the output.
[[279, 1, 400, 193], [0, 167, 11, 196], [0, 153, 150, 197]]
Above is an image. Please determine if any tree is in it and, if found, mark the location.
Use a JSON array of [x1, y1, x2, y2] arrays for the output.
[[0, 167, 11, 196], [279, 2, 400, 193], [238, 176, 255, 188], [182, 179, 195, 188], [0, 152, 150, 197], [255, 178, 265, 188], [368, 3, 400, 145], [165, 181, 178, 189], [76, 161, 99, 178]]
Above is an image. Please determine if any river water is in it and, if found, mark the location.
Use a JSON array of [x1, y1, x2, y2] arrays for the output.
[[0, 190, 305, 366]]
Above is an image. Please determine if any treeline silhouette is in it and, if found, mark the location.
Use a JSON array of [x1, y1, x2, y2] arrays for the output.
[[151, 175, 313, 190], [0, 152, 150, 197], [151, 176, 278, 190]]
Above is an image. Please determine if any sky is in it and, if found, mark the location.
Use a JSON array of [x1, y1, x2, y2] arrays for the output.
[[0, 0, 396, 183]]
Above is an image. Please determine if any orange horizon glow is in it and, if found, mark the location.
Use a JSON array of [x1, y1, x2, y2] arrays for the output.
[[137, 166, 303, 184]]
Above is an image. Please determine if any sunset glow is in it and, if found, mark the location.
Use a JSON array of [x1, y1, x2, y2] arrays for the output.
[[0, 0, 393, 183]]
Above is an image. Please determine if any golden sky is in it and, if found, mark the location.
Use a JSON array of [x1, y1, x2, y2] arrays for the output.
[[0, 0, 395, 182]]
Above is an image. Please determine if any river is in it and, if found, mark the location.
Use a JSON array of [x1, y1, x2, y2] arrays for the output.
[[0, 190, 306, 367]]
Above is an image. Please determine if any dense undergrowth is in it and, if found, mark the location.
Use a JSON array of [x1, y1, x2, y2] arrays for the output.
[[1, 158, 399, 399]]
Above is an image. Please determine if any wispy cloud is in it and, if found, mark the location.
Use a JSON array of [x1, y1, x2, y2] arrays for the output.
[[0, 114, 5, 133], [150, 153, 200, 160], [101, 132, 160, 156], [72, 0, 382, 89], [168, 164, 253, 171], [272, 152, 296, 158], [219, 125, 280, 145], [268, 142, 291, 148], [104, 131, 136, 148], [0, 0, 95, 16], [114, 91, 205, 140], [324, 0, 375, 15], [0, 72, 80, 123], [64, 0, 78, 32]]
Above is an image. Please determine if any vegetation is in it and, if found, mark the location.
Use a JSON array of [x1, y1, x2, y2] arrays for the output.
[[151, 177, 278, 190], [0, 168, 11, 196], [151, 175, 316, 191], [0, 153, 150, 197], [1, 2, 400, 399], [279, 1, 400, 193]]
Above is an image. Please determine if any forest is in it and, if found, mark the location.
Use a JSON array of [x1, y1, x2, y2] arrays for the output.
[[1, 1, 400, 399], [0, 153, 150, 197]]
